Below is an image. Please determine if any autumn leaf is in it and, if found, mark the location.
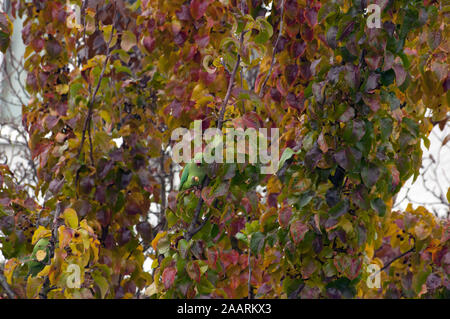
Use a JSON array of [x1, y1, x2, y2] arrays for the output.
[[290, 220, 309, 245], [162, 267, 177, 289]]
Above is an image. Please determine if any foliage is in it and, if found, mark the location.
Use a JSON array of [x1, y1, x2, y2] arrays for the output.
[[0, 0, 448, 299]]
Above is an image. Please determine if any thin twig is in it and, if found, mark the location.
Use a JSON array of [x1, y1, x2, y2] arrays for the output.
[[258, 0, 285, 98], [248, 242, 253, 299], [217, 32, 245, 131], [380, 247, 415, 273], [76, 11, 116, 162]]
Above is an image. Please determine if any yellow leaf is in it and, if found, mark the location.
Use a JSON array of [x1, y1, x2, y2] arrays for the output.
[[145, 282, 157, 297], [32, 226, 51, 245], [99, 110, 111, 124], [267, 176, 282, 194], [56, 84, 69, 95], [37, 265, 51, 277], [338, 217, 353, 234], [58, 225, 73, 248], [63, 208, 79, 229], [151, 231, 167, 251], [414, 222, 431, 241], [202, 55, 216, 74], [4, 258, 19, 285], [90, 239, 100, 264], [36, 250, 47, 262], [26, 276, 44, 299], [365, 243, 374, 259], [80, 219, 94, 234], [121, 30, 137, 51]]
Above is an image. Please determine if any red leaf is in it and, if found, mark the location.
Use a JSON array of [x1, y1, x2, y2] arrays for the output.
[[173, 31, 187, 47], [290, 220, 308, 245], [393, 63, 406, 86], [190, 0, 208, 20], [291, 41, 306, 58], [222, 250, 239, 269], [304, 9, 317, 27], [166, 100, 183, 118], [363, 94, 380, 113], [365, 54, 382, 70], [206, 248, 218, 268], [31, 37, 45, 52], [176, 4, 191, 21], [45, 39, 62, 57], [390, 165, 400, 190], [201, 186, 214, 207], [241, 197, 252, 214], [333, 255, 362, 280], [278, 206, 292, 228], [194, 34, 209, 48], [162, 267, 177, 289], [186, 261, 201, 283], [300, 25, 314, 42], [143, 36, 155, 53]]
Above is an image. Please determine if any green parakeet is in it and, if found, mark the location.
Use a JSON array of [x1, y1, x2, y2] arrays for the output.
[[179, 153, 207, 191], [26, 237, 50, 278]]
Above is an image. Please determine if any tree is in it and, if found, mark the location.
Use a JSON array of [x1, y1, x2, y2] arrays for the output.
[[0, 0, 448, 299]]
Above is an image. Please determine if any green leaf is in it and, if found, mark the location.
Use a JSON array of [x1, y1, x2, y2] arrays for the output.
[[380, 70, 395, 87], [178, 239, 190, 259], [402, 118, 419, 137], [250, 232, 265, 255], [278, 147, 300, 172], [329, 200, 349, 218], [361, 164, 380, 188], [380, 117, 393, 141], [296, 191, 315, 209], [92, 272, 109, 299], [235, 232, 248, 244], [381, 91, 400, 111], [412, 267, 431, 294], [282, 276, 304, 297], [370, 198, 386, 217]]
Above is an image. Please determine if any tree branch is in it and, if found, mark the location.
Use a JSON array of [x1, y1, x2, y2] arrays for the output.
[[185, 14, 245, 241], [39, 203, 64, 299], [0, 268, 16, 299]]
